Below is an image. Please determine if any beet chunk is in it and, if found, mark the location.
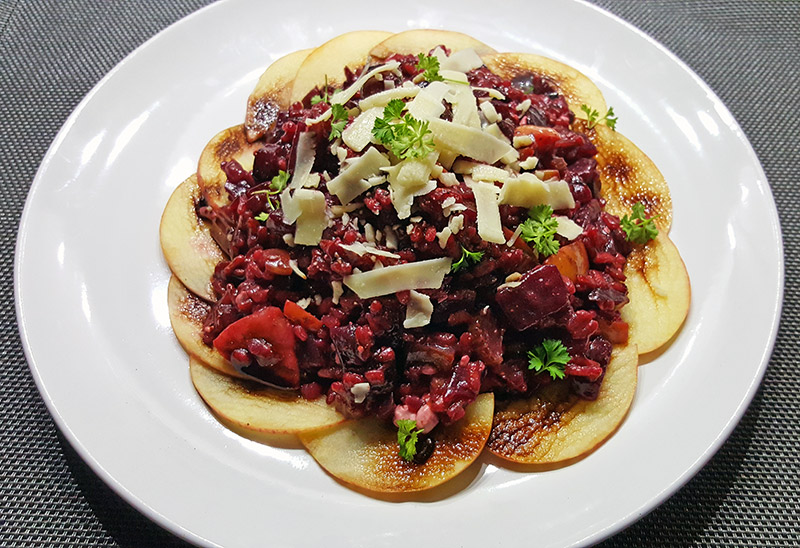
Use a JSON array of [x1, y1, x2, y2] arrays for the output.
[[496, 264, 570, 330]]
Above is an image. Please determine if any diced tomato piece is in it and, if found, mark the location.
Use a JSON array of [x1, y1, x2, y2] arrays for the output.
[[545, 240, 590, 281], [515, 125, 562, 152], [283, 300, 323, 331], [598, 318, 630, 344], [503, 226, 535, 256], [213, 307, 299, 388]]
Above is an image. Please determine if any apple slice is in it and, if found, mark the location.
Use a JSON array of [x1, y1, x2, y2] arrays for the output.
[[196, 124, 261, 210], [487, 344, 637, 463], [245, 48, 313, 142], [289, 30, 393, 105], [481, 53, 607, 116], [160, 175, 223, 302], [299, 393, 494, 492], [190, 357, 344, 435], [369, 29, 496, 61], [574, 120, 673, 232], [622, 234, 691, 354], [167, 275, 244, 380]]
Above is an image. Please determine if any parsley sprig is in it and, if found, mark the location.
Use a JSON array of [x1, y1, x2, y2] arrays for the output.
[[451, 245, 485, 273], [253, 170, 290, 219], [310, 75, 330, 105], [580, 104, 618, 131], [329, 103, 349, 141], [621, 202, 659, 244], [371, 99, 436, 159], [519, 204, 560, 257], [416, 53, 444, 82], [528, 339, 570, 380], [397, 419, 423, 461]]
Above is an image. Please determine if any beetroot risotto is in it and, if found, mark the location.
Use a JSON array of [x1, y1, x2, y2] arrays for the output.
[[195, 46, 640, 464]]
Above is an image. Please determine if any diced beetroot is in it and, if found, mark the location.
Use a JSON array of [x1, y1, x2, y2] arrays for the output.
[[407, 333, 458, 370], [496, 265, 570, 330], [213, 307, 299, 388]]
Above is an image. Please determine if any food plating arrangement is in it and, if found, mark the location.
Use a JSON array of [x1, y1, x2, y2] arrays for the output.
[[159, 29, 690, 493]]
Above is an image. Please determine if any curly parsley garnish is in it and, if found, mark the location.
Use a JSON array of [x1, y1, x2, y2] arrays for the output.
[[621, 202, 659, 244], [397, 419, 423, 461], [528, 339, 570, 380], [580, 104, 618, 131], [329, 103, 349, 141], [519, 204, 560, 257], [451, 245, 485, 273], [371, 99, 435, 159], [416, 53, 444, 82], [253, 170, 290, 217]]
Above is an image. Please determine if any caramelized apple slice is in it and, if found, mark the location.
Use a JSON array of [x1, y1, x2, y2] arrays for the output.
[[622, 234, 691, 353], [245, 48, 313, 142], [160, 175, 223, 301], [167, 275, 245, 380], [190, 357, 344, 435], [196, 124, 261, 210], [482, 53, 607, 116], [488, 344, 637, 463], [300, 393, 494, 492], [369, 29, 496, 61], [574, 120, 673, 232], [289, 30, 393, 105]]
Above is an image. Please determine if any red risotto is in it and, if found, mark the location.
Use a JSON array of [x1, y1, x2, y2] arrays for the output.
[[198, 47, 632, 461]]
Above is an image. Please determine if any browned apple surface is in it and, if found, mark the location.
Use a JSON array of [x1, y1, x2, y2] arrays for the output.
[[622, 234, 691, 353], [167, 275, 244, 380], [487, 344, 637, 463], [160, 175, 223, 302], [574, 120, 673, 232], [289, 30, 393, 105], [369, 29, 496, 61], [190, 357, 344, 435], [482, 52, 607, 117], [196, 125, 261, 210], [299, 393, 494, 492], [245, 48, 313, 142]]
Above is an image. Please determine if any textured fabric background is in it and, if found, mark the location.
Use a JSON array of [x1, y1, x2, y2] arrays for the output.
[[2, 1, 798, 546]]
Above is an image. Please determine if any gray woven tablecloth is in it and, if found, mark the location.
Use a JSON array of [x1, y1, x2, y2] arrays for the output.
[[2, 1, 798, 546]]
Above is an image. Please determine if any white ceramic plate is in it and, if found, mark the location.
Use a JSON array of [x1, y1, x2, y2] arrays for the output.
[[15, 1, 782, 546]]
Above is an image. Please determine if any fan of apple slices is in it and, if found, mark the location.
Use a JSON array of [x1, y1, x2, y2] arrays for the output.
[[160, 30, 690, 493]]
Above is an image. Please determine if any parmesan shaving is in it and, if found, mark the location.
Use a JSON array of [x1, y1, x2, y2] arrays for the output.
[[357, 83, 420, 110], [289, 132, 317, 189], [428, 119, 514, 164], [555, 216, 584, 240], [327, 147, 390, 204], [472, 86, 505, 100], [513, 135, 534, 148], [342, 107, 383, 152], [472, 164, 512, 183], [305, 109, 332, 126], [406, 81, 449, 121], [287, 189, 327, 246], [439, 172, 459, 187], [437, 48, 484, 73], [448, 215, 465, 234], [331, 61, 400, 105], [331, 281, 343, 305], [506, 224, 523, 246], [436, 227, 452, 249], [516, 99, 532, 114], [479, 100, 501, 124], [343, 257, 452, 299], [448, 83, 481, 128], [519, 155, 539, 170], [350, 383, 370, 404], [403, 290, 434, 329], [339, 242, 401, 259], [468, 181, 505, 244], [289, 259, 307, 279]]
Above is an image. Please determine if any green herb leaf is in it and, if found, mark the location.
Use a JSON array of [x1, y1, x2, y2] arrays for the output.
[[527, 339, 570, 380], [451, 245, 485, 273], [518, 204, 560, 257], [270, 170, 290, 193], [310, 75, 330, 105], [397, 419, 423, 461], [329, 103, 349, 141], [580, 104, 618, 131], [252, 170, 291, 214], [383, 98, 406, 121], [416, 53, 443, 82], [254, 212, 270, 222], [620, 202, 659, 244], [371, 108, 435, 160]]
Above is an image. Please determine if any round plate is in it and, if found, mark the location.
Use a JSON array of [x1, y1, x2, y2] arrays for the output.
[[15, 1, 783, 546]]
